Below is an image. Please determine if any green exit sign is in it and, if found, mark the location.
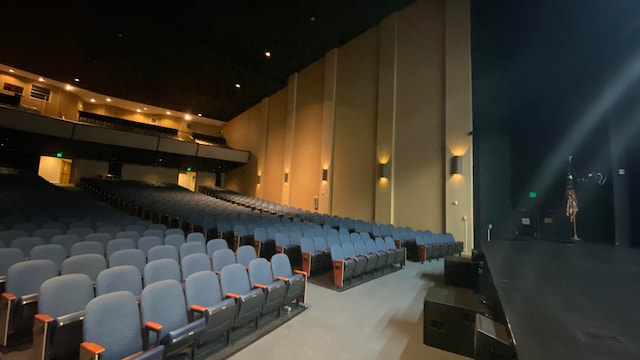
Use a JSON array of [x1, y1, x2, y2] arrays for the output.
[[187, 167, 192, 172], [56, 152, 63, 158], [529, 191, 537, 198]]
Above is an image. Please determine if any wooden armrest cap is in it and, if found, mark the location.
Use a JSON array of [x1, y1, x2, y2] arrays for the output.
[[145, 321, 163, 331], [226, 292, 241, 299], [293, 269, 308, 276], [190, 305, 206, 312], [81, 342, 105, 354], [254, 283, 267, 289], [1, 292, 16, 301], [35, 313, 54, 323], [276, 276, 289, 281]]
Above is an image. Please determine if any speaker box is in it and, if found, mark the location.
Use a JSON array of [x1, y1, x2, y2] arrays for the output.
[[424, 286, 486, 357], [444, 256, 481, 291], [475, 314, 516, 360]]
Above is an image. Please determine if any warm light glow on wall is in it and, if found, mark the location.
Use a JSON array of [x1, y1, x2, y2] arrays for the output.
[[65, 84, 72, 91], [106, 98, 112, 102], [90, 98, 96, 102]]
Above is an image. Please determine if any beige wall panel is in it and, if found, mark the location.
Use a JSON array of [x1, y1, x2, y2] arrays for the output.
[[71, 159, 110, 184], [375, 14, 397, 225], [38, 156, 62, 184], [393, 0, 445, 231], [262, 88, 288, 203], [290, 59, 325, 211], [331, 28, 379, 221], [445, 0, 473, 252], [223, 102, 265, 196], [121, 164, 178, 184], [196, 171, 217, 189]]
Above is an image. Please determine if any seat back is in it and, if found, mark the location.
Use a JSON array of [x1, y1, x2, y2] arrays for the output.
[[11, 237, 45, 258], [254, 227, 268, 241], [70, 241, 104, 257], [180, 242, 206, 263], [248, 258, 275, 286], [39, 273, 94, 318], [349, 232, 362, 244], [125, 224, 146, 235], [236, 245, 256, 267], [184, 270, 224, 307], [140, 279, 189, 345], [30, 244, 66, 272], [144, 259, 181, 287], [138, 235, 163, 257], [275, 233, 290, 247], [143, 229, 165, 239], [84, 232, 113, 249], [83, 291, 156, 360], [61, 254, 107, 282], [300, 238, 316, 253], [181, 253, 212, 280], [186, 232, 205, 244], [206, 239, 228, 256], [115, 231, 141, 245], [212, 248, 236, 272], [65, 227, 94, 241], [165, 228, 185, 237], [6, 259, 58, 297], [32, 228, 63, 243], [109, 249, 146, 274], [148, 244, 180, 263], [147, 223, 167, 233], [96, 265, 143, 297], [96, 225, 121, 238], [338, 233, 351, 246], [0, 230, 29, 244], [50, 234, 81, 256], [106, 238, 136, 258], [0, 248, 25, 276], [313, 237, 329, 252], [219, 263, 251, 295], [165, 234, 186, 251]]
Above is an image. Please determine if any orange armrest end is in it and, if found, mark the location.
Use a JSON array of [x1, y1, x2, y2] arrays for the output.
[[254, 284, 267, 289], [34, 313, 54, 323], [226, 293, 240, 299], [293, 270, 308, 276], [81, 342, 105, 355], [145, 321, 162, 332]]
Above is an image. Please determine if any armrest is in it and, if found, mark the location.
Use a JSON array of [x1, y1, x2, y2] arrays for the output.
[[254, 283, 267, 289], [143, 321, 162, 347], [188, 304, 206, 322], [293, 270, 308, 276], [145, 321, 162, 332], [2, 292, 16, 301], [80, 342, 105, 359], [34, 313, 54, 323], [226, 293, 240, 299], [215, 270, 221, 275], [276, 276, 289, 282]]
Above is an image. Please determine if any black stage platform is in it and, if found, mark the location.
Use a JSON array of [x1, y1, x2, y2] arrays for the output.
[[482, 240, 640, 360]]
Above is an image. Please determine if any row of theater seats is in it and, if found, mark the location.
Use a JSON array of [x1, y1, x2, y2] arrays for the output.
[[1, 251, 306, 359]]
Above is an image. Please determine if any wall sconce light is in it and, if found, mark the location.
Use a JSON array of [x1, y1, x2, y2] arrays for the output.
[[451, 156, 463, 176], [378, 163, 390, 179], [284, 172, 289, 183], [322, 169, 328, 181], [256, 175, 261, 185]]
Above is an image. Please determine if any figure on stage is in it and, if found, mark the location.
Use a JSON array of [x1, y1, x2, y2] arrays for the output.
[[566, 156, 580, 240]]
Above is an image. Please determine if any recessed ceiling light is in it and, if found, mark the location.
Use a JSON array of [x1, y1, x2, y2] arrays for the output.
[[136, 109, 141, 112], [143, 107, 147, 111], [90, 98, 96, 102], [9, 69, 14, 73], [185, 114, 191, 120], [38, 77, 45, 82], [106, 98, 111, 102], [265, 51, 271, 58], [235, 83, 241, 88], [197, 113, 202, 117], [74, 78, 80, 82], [65, 84, 72, 91], [166, 111, 171, 115]]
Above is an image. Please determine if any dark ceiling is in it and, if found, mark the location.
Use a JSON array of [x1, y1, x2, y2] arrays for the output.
[[1, 0, 416, 121]]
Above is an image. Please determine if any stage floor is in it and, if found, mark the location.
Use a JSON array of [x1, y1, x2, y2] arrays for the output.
[[482, 240, 640, 360]]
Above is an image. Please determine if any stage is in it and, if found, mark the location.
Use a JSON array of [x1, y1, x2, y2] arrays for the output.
[[482, 239, 640, 360]]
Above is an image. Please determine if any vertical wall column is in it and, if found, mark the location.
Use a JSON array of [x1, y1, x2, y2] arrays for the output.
[[282, 73, 298, 205], [445, 0, 474, 254], [375, 14, 397, 225], [320, 49, 338, 214], [255, 98, 269, 199]]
